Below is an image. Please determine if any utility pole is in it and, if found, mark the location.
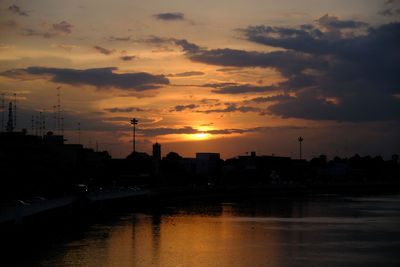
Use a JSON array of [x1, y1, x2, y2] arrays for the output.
[[298, 136, 304, 160], [130, 118, 138, 153]]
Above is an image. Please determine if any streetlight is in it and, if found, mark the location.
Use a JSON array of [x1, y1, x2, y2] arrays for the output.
[[298, 136, 303, 160], [130, 118, 138, 153]]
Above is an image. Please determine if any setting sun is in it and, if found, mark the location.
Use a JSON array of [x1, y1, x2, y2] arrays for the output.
[[194, 133, 209, 139]]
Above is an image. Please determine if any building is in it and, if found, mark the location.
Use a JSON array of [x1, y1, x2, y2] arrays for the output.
[[196, 153, 221, 178]]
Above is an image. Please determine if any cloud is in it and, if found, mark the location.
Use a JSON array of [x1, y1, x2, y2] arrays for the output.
[[174, 41, 326, 77], [378, 8, 400, 16], [139, 126, 254, 136], [315, 14, 368, 30], [197, 103, 261, 114], [51, 43, 79, 51], [8, 4, 28, 16], [171, 104, 199, 112], [140, 126, 198, 136], [138, 125, 306, 137], [52, 21, 73, 34], [248, 94, 294, 103], [167, 71, 204, 77], [201, 82, 238, 88], [0, 67, 170, 91], [108, 36, 131, 42], [120, 56, 135, 61], [171, 19, 400, 122], [94, 45, 114, 55], [153, 12, 184, 21], [0, 20, 18, 31], [211, 84, 277, 94], [267, 89, 400, 122], [22, 21, 73, 38], [104, 107, 145, 113]]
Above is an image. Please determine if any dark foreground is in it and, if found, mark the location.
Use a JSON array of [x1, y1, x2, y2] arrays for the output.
[[2, 193, 400, 267]]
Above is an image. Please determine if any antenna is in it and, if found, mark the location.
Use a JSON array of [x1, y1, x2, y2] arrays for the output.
[[13, 93, 16, 130], [31, 115, 34, 134], [78, 122, 81, 144], [35, 115, 39, 136], [53, 105, 57, 132], [130, 118, 138, 153], [6, 102, 13, 132], [1, 93, 4, 132], [61, 115, 64, 136], [42, 112, 46, 135], [298, 136, 304, 160], [39, 112, 42, 136], [56, 86, 61, 135]]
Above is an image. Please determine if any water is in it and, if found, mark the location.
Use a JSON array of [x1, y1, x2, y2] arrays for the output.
[[6, 195, 400, 266]]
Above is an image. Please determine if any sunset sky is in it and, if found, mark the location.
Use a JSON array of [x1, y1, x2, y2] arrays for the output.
[[0, 0, 399, 159]]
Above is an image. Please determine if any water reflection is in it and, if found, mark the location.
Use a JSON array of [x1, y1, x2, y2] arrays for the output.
[[11, 195, 400, 266]]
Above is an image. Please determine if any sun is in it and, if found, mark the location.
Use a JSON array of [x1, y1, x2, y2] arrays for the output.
[[194, 133, 209, 139]]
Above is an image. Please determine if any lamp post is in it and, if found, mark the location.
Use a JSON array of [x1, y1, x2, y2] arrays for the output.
[[298, 136, 303, 160], [130, 118, 138, 153]]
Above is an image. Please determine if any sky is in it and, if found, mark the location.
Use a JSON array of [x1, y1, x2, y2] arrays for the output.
[[0, 0, 399, 159]]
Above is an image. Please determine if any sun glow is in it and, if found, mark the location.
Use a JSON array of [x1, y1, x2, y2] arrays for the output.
[[194, 133, 209, 139]]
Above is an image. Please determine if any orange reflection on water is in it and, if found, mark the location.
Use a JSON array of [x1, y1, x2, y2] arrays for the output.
[[99, 205, 280, 267]]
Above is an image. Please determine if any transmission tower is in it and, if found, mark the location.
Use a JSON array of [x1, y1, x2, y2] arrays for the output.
[[13, 93, 16, 130], [130, 118, 138, 153]]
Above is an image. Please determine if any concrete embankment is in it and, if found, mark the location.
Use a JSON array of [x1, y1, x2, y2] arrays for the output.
[[0, 189, 152, 226], [2, 183, 399, 226]]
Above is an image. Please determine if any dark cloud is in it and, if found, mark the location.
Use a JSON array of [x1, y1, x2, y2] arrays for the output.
[[22, 28, 56, 38], [52, 21, 73, 34], [211, 84, 277, 94], [200, 98, 219, 104], [94, 45, 114, 55], [267, 89, 400, 122], [153, 12, 184, 21], [140, 126, 197, 136], [249, 94, 294, 103], [0, 67, 169, 91], [8, 4, 28, 16], [120, 56, 135, 61], [316, 14, 368, 30], [171, 19, 400, 122], [379, 8, 400, 16], [22, 21, 73, 38], [138, 125, 307, 137], [104, 107, 145, 113], [173, 39, 200, 52], [167, 71, 204, 77], [171, 104, 198, 112], [174, 40, 326, 77], [139, 126, 258, 136], [201, 82, 238, 88], [197, 103, 261, 114], [379, 9, 394, 16], [108, 36, 131, 41]]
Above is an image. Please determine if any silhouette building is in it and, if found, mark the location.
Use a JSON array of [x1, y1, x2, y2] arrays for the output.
[[153, 142, 161, 161], [196, 153, 221, 177]]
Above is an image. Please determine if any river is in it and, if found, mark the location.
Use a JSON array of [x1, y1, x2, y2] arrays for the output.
[[5, 194, 400, 266]]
